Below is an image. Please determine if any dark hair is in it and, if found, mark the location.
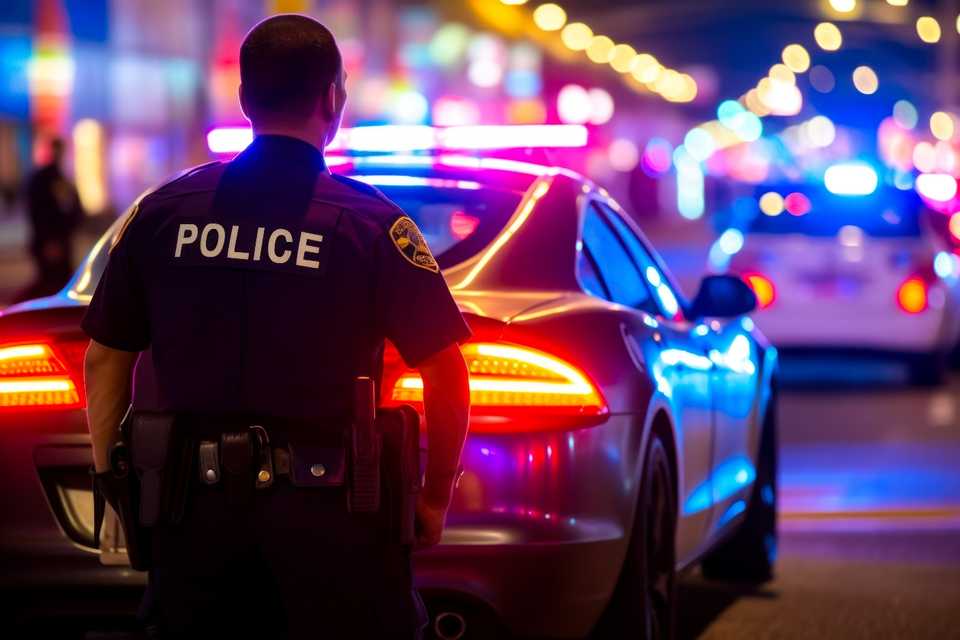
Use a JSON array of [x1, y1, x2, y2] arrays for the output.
[[239, 14, 342, 123]]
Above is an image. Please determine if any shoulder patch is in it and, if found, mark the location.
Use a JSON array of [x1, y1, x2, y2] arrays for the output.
[[109, 202, 141, 255], [389, 216, 439, 273]]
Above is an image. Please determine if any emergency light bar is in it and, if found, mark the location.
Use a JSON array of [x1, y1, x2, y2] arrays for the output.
[[206, 124, 588, 155]]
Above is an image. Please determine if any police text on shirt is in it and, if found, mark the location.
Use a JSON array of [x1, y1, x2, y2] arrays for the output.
[[174, 223, 324, 269]]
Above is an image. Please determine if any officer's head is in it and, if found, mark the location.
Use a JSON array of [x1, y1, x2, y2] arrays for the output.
[[239, 15, 346, 147]]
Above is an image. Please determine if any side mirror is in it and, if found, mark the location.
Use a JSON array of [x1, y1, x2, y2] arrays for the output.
[[689, 275, 757, 320]]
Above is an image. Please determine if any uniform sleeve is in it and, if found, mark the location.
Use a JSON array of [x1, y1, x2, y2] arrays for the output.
[[375, 215, 472, 367], [81, 206, 151, 352]]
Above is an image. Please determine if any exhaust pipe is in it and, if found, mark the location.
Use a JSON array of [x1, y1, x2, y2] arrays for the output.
[[433, 611, 467, 640]]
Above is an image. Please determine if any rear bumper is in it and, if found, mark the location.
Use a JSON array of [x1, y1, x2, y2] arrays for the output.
[[0, 413, 642, 638], [753, 297, 960, 353]]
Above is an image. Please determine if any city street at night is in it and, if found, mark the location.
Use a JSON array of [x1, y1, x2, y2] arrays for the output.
[[3, 0, 960, 638]]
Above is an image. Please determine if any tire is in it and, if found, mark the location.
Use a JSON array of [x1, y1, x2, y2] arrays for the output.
[[701, 394, 778, 584], [909, 352, 946, 387], [594, 431, 677, 639]]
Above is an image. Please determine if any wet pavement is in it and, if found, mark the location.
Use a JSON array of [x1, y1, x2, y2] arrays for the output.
[[679, 366, 960, 640]]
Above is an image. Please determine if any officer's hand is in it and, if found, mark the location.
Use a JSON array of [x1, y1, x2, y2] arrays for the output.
[[414, 496, 448, 549]]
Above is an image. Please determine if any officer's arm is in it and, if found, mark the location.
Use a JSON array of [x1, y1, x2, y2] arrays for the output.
[[84, 340, 138, 472], [417, 343, 470, 509]]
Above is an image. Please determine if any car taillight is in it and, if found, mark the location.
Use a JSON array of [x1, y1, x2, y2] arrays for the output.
[[390, 342, 607, 432], [0, 341, 85, 410], [897, 277, 928, 314], [742, 273, 776, 309]]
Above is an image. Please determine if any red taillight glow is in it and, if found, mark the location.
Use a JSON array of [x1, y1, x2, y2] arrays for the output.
[[743, 273, 776, 309], [391, 342, 607, 432], [897, 277, 928, 314], [449, 211, 480, 240], [0, 342, 84, 410]]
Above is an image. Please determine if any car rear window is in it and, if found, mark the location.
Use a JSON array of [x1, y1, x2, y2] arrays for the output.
[[69, 176, 524, 299], [366, 178, 524, 268], [748, 187, 924, 238]]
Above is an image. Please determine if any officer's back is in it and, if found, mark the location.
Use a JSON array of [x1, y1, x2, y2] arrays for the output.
[[82, 14, 472, 639]]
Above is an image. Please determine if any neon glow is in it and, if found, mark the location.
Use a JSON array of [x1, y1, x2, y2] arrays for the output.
[[439, 124, 587, 150], [207, 125, 587, 155], [824, 163, 878, 196], [916, 173, 958, 202], [351, 176, 482, 190], [207, 127, 253, 154]]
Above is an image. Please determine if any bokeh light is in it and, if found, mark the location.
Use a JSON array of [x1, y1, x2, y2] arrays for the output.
[[814, 23, 843, 51], [829, 0, 857, 13], [893, 100, 919, 129], [886, 0, 908, 5], [389, 88, 429, 123], [560, 22, 593, 51], [684, 127, 715, 161], [557, 84, 592, 123], [913, 141, 937, 173], [429, 23, 470, 67], [784, 192, 812, 216], [468, 59, 504, 88], [769, 64, 796, 85], [587, 88, 615, 124], [852, 66, 878, 94], [432, 96, 480, 126], [930, 111, 955, 141], [917, 16, 942, 43], [631, 54, 662, 83], [759, 191, 784, 216], [608, 138, 640, 172], [586, 35, 615, 64], [609, 43, 637, 73], [950, 213, 960, 241], [532, 4, 567, 31], [781, 44, 811, 73], [807, 115, 836, 147], [810, 65, 836, 92], [642, 137, 673, 175]]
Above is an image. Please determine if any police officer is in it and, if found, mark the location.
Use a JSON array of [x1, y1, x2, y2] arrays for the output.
[[83, 14, 471, 638]]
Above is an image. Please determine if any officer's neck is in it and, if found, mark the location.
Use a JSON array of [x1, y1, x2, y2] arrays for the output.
[[251, 124, 329, 154]]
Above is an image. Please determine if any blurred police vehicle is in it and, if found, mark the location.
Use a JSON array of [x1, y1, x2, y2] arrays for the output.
[[714, 163, 960, 385]]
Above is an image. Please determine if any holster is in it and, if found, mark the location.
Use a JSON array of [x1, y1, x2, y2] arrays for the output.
[[129, 412, 193, 527], [379, 405, 421, 545], [91, 410, 152, 571]]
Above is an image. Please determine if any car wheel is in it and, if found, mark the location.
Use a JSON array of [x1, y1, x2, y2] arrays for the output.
[[701, 394, 778, 584], [594, 431, 677, 640], [909, 352, 946, 387]]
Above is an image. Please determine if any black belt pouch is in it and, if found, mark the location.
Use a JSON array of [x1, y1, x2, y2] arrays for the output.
[[130, 413, 193, 527], [221, 431, 255, 506]]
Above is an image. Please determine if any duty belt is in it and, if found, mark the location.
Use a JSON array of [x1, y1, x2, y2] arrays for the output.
[[198, 425, 348, 501]]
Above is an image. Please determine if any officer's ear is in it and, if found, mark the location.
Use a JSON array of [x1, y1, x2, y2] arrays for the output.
[[238, 83, 251, 121]]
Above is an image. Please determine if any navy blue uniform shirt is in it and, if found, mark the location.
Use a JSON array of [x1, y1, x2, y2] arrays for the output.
[[82, 135, 471, 420]]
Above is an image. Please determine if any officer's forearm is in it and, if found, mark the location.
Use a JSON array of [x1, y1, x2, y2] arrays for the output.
[[418, 345, 470, 509], [84, 340, 138, 472]]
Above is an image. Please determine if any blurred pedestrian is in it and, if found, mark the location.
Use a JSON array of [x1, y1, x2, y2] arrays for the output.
[[17, 137, 83, 302]]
